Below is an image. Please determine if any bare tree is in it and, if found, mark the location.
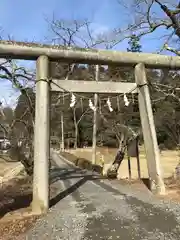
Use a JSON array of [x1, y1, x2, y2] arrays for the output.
[[113, 0, 180, 55], [49, 17, 109, 48], [49, 18, 109, 150], [72, 105, 91, 149], [0, 59, 35, 174]]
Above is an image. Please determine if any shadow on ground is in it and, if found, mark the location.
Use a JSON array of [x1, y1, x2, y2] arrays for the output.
[[49, 166, 105, 207], [0, 152, 154, 220], [60, 152, 152, 190], [0, 165, 104, 218], [141, 178, 151, 190], [0, 177, 32, 219]]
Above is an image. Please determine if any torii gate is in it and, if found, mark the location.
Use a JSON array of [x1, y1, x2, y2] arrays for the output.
[[0, 40, 180, 213]]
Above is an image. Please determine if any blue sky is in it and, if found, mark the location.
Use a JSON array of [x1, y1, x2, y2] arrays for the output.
[[0, 0, 173, 106], [0, 0, 166, 51], [0, 0, 121, 42]]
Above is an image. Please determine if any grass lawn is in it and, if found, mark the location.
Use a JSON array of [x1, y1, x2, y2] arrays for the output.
[[63, 146, 179, 179]]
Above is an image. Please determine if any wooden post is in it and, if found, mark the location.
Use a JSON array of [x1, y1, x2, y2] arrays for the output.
[[32, 55, 50, 213], [92, 65, 99, 165], [128, 157, 132, 180], [136, 153, 141, 180], [61, 112, 64, 151], [135, 63, 165, 194]]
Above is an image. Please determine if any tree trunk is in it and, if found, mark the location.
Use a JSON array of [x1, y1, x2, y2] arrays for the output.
[[119, 132, 125, 151], [60, 112, 64, 151], [74, 125, 78, 149], [73, 108, 78, 149]]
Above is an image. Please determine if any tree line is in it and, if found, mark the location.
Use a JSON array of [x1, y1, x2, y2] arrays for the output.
[[0, 0, 180, 174], [1, 36, 180, 154]]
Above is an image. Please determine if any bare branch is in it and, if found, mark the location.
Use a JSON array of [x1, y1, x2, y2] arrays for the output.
[[164, 44, 180, 55], [114, 0, 180, 54], [155, 0, 180, 37]]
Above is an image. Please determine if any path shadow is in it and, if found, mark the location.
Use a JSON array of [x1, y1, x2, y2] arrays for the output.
[[141, 178, 151, 190], [49, 167, 105, 207], [50, 176, 88, 207], [49, 167, 87, 184]]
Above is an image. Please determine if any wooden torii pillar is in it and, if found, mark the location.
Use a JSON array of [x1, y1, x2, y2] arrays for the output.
[[135, 63, 165, 194], [32, 55, 50, 213]]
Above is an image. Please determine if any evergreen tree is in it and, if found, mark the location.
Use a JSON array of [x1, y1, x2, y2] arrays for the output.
[[127, 34, 142, 52]]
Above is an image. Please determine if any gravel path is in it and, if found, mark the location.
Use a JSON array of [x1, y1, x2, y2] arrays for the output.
[[21, 152, 180, 240]]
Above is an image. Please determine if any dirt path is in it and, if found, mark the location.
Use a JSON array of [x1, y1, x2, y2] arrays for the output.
[[20, 152, 180, 240]]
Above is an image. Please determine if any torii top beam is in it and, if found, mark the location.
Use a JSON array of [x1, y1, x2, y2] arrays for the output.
[[0, 40, 180, 69]]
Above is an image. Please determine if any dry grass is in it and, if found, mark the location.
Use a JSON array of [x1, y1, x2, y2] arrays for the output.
[[65, 146, 179, 179], [0, 176, 36, 240], [0, 158, 20, 177], [0, 158, 39, 239], [62, 147, 180, 203]]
